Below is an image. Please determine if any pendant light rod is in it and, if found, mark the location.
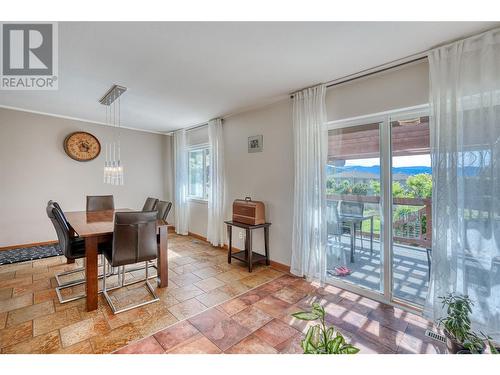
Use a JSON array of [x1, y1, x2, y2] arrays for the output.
[[99, 84, 127, 106]]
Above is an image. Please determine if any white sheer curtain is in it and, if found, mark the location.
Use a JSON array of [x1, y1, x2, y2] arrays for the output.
[[207, 118, 226, 247], [173, 129, 189, 235], [425, 28, 500, 338], [291, 84, 328, 283]]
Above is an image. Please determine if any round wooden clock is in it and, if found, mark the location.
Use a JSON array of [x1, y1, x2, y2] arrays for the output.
[[63, 132, 101, 162]]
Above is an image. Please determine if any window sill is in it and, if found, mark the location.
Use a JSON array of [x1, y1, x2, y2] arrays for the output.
[[188, 197, 208, 205]]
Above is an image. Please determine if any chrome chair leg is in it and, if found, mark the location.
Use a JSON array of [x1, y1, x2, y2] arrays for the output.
[[55, 256, 107, 286], [55, 266, 86, 287], [55, 255, 112, 304], [102, 260, 159, 315]]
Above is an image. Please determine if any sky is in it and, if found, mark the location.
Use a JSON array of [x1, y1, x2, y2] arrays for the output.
[[345, 154, 431, 168]]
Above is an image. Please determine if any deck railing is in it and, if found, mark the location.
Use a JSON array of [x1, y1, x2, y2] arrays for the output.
[[326, 194, 432, 248]]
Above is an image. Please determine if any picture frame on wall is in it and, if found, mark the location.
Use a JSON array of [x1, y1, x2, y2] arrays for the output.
[[248, 135, 263, 153]]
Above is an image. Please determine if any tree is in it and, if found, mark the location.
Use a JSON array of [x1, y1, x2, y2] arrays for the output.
[[406, 173, 432, 198]]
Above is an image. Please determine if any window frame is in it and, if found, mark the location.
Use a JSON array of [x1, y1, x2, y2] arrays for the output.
[[187, 144, 210, 201]]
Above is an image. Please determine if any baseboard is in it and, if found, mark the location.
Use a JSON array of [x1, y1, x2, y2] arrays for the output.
[[188, 231, 291, 274], [0, 240, 58, 252]]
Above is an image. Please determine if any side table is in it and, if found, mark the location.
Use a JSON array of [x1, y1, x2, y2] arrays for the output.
[[224, 221, 271, 272]]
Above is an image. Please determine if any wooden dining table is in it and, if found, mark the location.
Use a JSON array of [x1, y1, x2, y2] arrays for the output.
[[64, 209, 169, 311]]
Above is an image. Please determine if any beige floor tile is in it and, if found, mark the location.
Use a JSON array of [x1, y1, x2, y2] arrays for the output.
[[33, 306, 81, 336], [167, 284, 204, 302], [132, 309, 178, 337], [216, 281, 250, 297], [0, 271, 15, 282], [33, 288, 58, 304], [14, 265, 49, 276], [215, 269, 247, 283], [195, 277, 226, 292], [2, 330, 60, 354], [60, 314, 110, 348], [192, 266, 224, 279], [0, 294, 33, 313], [0, 288, 13, 301], [0, 312, 6, 329], [169, 272, 202, 287], [6, 300, 54, 327], [0, 275, 33, 290], [102, 303, 152, 330], [12, 278, 51, 297], [239, 273, 274, 288], [55, 339, 94, 354], [0, 321, 32, 348], [195, 289, 232, 308], [90, 322, 142, 354], [168, 298, 207, 320]]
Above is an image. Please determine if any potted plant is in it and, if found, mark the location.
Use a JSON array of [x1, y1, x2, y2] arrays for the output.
[[437, 293, 485, 354], [292, 303, 359, 354], [481, 333, 500, 354]]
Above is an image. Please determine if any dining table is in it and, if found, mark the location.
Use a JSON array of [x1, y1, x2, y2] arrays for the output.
[[64, 208, 169, 311]]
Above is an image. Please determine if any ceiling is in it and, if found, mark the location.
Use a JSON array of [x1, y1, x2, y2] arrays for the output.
[[0, 21, 498, 133]]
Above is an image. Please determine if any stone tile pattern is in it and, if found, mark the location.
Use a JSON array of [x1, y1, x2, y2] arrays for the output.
[[0, 234, 283, 354], [115, 274, 447, 354]]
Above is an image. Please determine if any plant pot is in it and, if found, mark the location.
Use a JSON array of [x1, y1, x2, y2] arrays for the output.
[[444, 330, 466, 354], [444, 330, 486, 354]]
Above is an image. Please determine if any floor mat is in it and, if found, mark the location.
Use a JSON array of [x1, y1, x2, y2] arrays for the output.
[[0, 244, 62, 265]]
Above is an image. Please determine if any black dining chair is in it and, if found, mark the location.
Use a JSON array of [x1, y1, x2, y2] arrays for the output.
[[47, 202, 96, 303], [100, 211, 160, 314], [142, 197, 159, 211], [340, 201, 365, 250], [47, 200, 84, 288], [86, 195, 115, 212]]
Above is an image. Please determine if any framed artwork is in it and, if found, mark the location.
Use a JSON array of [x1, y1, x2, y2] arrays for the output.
[[248, 135, 263, 153]]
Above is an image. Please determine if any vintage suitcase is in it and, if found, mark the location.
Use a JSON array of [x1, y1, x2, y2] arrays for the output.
[[233, 197, 265, 225]]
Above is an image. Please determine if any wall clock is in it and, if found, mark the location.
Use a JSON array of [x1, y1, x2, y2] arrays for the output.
[[63, 131, 101, 162]]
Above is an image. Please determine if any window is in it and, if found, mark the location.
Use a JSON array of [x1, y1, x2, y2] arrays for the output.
[[188, 146, 210, 200]]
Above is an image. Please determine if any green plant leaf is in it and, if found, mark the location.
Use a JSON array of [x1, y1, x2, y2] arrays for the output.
[[292, 311, 319, 321], [341, 345, 360, 354]]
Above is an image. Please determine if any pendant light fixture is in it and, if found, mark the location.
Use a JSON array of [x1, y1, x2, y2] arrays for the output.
[[99, 84, 127, 185]]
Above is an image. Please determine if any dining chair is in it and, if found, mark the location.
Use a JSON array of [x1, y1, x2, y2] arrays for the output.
[[156, 200, 172, 222], [47, 200, 83, 287], [47, 202, 98, 303], [100, 211, 160, 314], [86, 195, 115, 212], [340, 201, 365, 249], [142, 197, 159, 211]]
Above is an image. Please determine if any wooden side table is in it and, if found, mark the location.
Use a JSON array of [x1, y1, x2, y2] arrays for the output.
[[224, 221, 271, 272]]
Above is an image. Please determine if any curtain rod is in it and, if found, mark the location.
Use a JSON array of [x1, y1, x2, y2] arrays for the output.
[[326, 55, 428, 88], [166, 121, 207, 136], [290, 53, 428, 98]]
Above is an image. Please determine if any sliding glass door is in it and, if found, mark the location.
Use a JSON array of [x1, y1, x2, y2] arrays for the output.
[[390, 114, 431, 307], [326, 122, 384, 295], [325, 107, 430, 309]]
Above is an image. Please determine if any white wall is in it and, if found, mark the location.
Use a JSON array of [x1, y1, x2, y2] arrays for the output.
[[0, 108, 168, 247], [182, 60, 430, 267]]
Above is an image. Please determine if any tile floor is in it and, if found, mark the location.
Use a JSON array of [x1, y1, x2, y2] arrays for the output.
[[115, 274, 447, 354], [0, 234, 283, 354]]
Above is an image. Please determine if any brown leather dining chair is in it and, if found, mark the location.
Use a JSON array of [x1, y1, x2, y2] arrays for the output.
[[156, 200, 172, 222], [100, 211, 160, 314], [142, 197, 159, 211], [86, 195, 115, 212]]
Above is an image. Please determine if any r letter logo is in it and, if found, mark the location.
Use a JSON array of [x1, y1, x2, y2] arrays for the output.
[[1, 22, 58, 90]]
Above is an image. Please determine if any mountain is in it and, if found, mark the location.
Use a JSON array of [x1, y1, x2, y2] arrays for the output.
[[326, 165, 432, 176]]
